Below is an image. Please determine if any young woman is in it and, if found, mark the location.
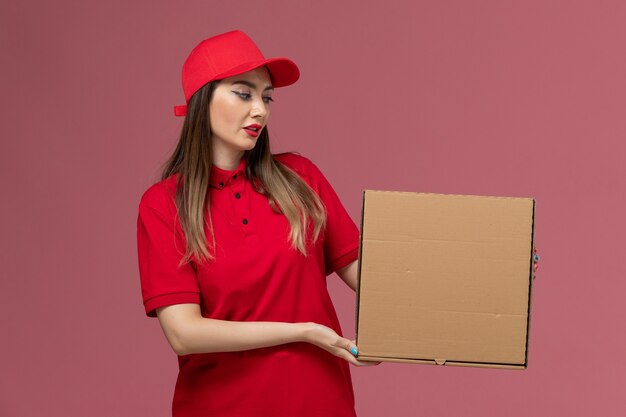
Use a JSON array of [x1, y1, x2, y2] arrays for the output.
[[137, 30, 378, 417]]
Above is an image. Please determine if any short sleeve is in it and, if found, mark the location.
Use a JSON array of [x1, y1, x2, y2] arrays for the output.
[[278, 154, 360, 276], [314, 166, 359, 275], [136, 186, 200, 317]]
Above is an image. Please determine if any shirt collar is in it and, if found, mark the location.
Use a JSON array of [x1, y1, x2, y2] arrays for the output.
[[209, 157, 247, 189]]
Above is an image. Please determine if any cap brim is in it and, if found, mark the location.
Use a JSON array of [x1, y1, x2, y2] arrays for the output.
[[263, 57, 300, 87], [213, 57, 300, 88]]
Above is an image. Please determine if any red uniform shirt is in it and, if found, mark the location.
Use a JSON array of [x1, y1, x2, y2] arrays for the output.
[[137, 152, 359, 417]]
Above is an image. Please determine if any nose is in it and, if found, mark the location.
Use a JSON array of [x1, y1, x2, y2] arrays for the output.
[[250, 97, 268, 119]]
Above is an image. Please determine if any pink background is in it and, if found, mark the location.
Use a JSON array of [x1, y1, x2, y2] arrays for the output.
[[2, 1, 625, 416]]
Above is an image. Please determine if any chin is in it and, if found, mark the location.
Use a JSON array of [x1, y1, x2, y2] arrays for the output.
[[242, 140, 258, 150]]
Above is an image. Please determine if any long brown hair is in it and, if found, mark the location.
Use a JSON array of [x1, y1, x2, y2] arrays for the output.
[[160, 80, 327, 266]]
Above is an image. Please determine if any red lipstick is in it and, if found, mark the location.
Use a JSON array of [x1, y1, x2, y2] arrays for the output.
[[243, 124, 262, 138]]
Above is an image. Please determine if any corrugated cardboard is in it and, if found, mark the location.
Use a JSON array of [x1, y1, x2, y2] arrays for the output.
[[355, 190, 536, 369]]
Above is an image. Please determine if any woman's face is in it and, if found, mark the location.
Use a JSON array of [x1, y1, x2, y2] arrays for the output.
[[209, 66, 273, 161]]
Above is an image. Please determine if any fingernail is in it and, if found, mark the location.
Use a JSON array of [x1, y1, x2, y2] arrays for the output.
[[350, 346, 358, 356]]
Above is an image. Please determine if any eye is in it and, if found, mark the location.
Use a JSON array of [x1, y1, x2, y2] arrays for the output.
[[233, 91, 251, 100], [263, 96, 274, 104]]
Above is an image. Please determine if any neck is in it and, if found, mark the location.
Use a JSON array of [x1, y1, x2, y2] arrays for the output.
[[212, 149, 245, 170]]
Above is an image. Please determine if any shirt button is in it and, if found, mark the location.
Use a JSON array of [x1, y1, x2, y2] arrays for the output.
[[233, 174, 238, 179], [219, 181, 224, 188], [242, 218, 248, 225], [235, 192, 241, 199]]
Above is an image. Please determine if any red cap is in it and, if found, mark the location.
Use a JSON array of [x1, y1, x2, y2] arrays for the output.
[[173, 30, 300, 116]]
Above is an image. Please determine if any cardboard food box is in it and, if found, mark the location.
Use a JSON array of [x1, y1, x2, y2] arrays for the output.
[[355, 190, 536, 369]]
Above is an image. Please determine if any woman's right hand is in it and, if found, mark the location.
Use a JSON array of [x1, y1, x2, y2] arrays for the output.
[[301, 322, 381, 367]]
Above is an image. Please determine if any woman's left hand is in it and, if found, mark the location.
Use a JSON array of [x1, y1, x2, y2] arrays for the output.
[[350, 340, 381, 366], [533, 247, 540, 278], [302, 323, 379, 366]]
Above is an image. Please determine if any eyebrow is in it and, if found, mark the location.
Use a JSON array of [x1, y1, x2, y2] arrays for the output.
[[231, 80, 274, 91]]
